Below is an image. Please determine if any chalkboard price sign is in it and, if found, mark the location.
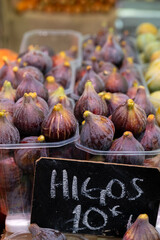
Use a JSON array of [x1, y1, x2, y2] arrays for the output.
[[31, 158, 160, 237]]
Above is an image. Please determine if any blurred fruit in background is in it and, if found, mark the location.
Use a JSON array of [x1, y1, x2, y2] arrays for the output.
[[0, 49, 18, 68]]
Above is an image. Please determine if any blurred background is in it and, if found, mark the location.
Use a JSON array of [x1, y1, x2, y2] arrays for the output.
[[0, 0, 160, 52]]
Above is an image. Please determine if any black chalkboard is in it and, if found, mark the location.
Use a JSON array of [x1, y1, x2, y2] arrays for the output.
[[31, 158, 160, 237]]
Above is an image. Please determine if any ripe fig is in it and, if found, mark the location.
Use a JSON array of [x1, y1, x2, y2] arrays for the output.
[[103, 92, 129, 115], [0, 98, 15, 122], [100, 33, 124, 67], [80, 111, 115, 150], [44, 76, 61, 94], [121, 40, 137, 62], [0, 80, 16, 101], [42, 103, 77, 142], [29, 223, 66, 240], [13, 65, 44, 84], [48, 86, 66, 108], [16, 92, 49, 116], [126, 81, 139, 99], [90, 45, 102, 62], [13, 93, 45, 137], [19, 49, 52, 74], [0, 111, 20, 144], [74, 81, 108, 123], [140, 114, 160, 151], [107, 131, 145, 165], [46, 61, 72, 89], [144, 154, 160, 168], [123, 214, 160, 240], [0, 57, 18, 88], [14, 135, 48, 174], [94, 23, 108, 46], [111, 99, 147, 137], [105, 68, 128, 93], [98, 61, 116, 73], [82, 39, 95, 60], [77, 66, 104, 96], [134, 86, 156, 116], [98, 70, 111, 85], [65, 45, 78, 59], [121, 68, 140, 89], [15, 72, 48, 101]]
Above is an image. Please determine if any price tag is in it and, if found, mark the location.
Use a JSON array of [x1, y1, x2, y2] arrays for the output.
[[31, 158, 160, 237]]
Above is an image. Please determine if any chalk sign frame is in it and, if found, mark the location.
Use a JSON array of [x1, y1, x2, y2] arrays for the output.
[[31, 158, 160, 237]]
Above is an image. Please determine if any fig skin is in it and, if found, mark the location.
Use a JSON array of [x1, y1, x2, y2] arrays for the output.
[[15, 72, 48, 101], [103, 92, 129, 115], [121, 69, 140, 89], [82, 39, 95, 60], [80, 111, 115, 151], [111, 99, 147, 137], [0, 111, 20, 144], [140, 114, 160, 151], [13, 66, 44, 84], [126, 81, 139, 99], [123, 214, 160, 240], [44, 76, 61, 94], [74, 80, 108, 123], [106, 131, 145, 165], [16, 92, 49, 116], [98, 70, 111, 85], [100, 34, 124, 67], [0, 98, 15, 122], [98, 61, 116, 74], [77, 65, 105, 96], [19, 49, 53, 74], [41, 103, 77, 142], [46, 61, 72, 89], [134, 86, 156, 116], [29, 223, 66, 240], [13, 93, 45, 137], [0, 80, 16, 101], [48, 86, 66, 108], [14, 135, 48, 174], [0, 57, 18, 89], [105, 68, 128, 94], [144, 154, 160, 168]]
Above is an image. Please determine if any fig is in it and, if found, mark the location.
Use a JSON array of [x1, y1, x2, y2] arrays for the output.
[[0, 80, 16, 101], [0, 157, 22, 191], [123, 213, 160, 240], [53, 51, 71, 67], [39, 45, 55, 57], [103, 92, 129, 115], [15, 72, 48, 101], [120, 57, 134, 73], [111, 99, 147, 137], [0, 57, 18, 89], [98, 70, 110, 85], [90, 45, 102, 62], [46, 61, 72, 89], [106, 131, 145, 165], [94, 23, 108, 46], [100, 33, 124, 67], [57, 95, 73, 111], [48, 86, 66, 108], [98, 61, 116, 73], [14, 135, 48, 174], [121, 68, 140, 89], [82, 39, 95, 60], [19, 49, 52, 74], [16, 92, 49, 116], [76, 64, 87, 83], [0, 111, 20, 144], [74, 80, 108, 123], [134, 86, 156, 116], [105, 68, 128, 93], [136, 22, 158, 35], [126, 81, 139, 99], [0, 98, 15, 122], [145, 59, 160, 92], [140, 114, 160, 151], [42, 103, 77, 142], [77, 66, 104, 96], [121, 41, 137, 62], [44, 76, 60, 94], [144, 40, 160, 62], [144, 154, 160, 168], [80, 111, 115, 150], [29, 223, 66, 240], [13, 93, 45, 137], [66, 45, 78, 59], [13, 65, 44, 84], [89, 56, 100, 73]]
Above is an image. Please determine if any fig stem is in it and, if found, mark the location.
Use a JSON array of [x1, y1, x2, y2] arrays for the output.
[[64, 61, 70, 67], [46, 76, 55, 83], [53, 103, 63, 112], [37, 135, 45, 142], [83, 110, 91, 119], [13, 66, 18, 72], [127, 99, 135, 110]]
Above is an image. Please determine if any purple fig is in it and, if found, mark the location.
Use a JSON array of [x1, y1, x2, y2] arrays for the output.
[[15, 72, 48, 101], [134, 86, 156, 116], [46, 61, 72, 89], [140, 114, 160, 150], [48, 86, 66, 108], [98, 61, 116, 73], [77, 65, 104, 96], [44, 76, 61, 94], [82, 39, 95, 60], [0, 80, 16, 101], [42, 103, 77, 142], [111, 99, 147, 137], [80, 111, 115, 150], [107, 131, 145, 165], [19, 49, 52, 74], [126, 81, 139, 99], [74, 80, 108, 123], [13, 93, 45, 137], [0, 98, 15, 122]]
